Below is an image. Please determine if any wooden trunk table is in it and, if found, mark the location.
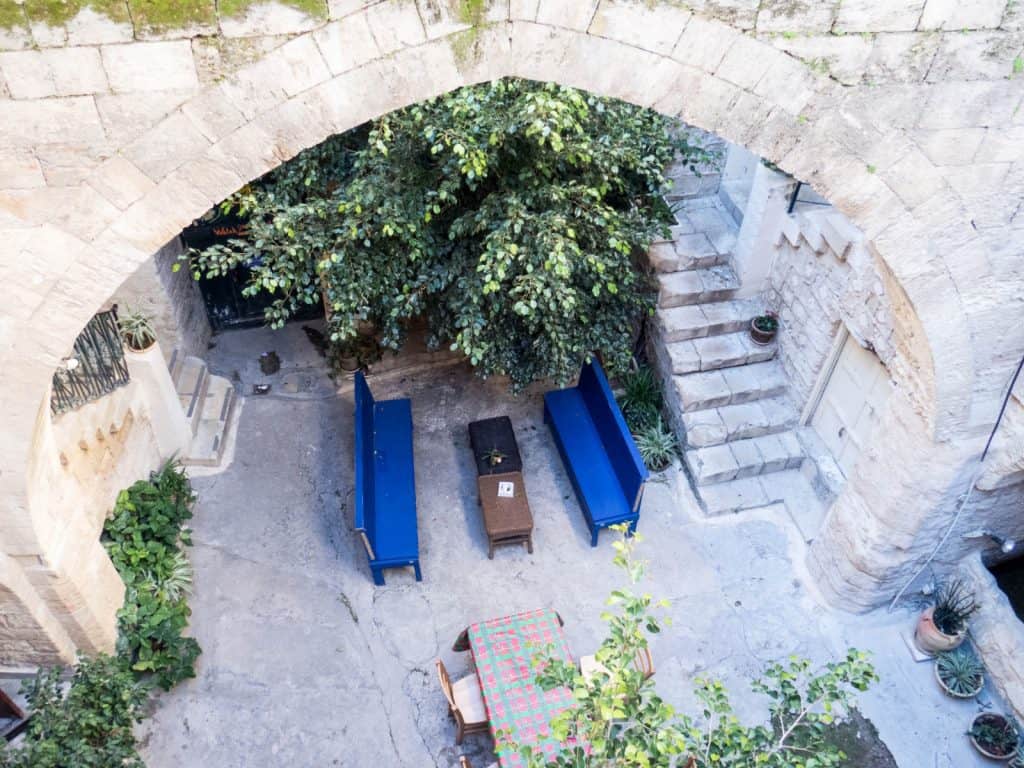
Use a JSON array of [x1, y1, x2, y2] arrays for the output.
[[468, 417, 534, 558]]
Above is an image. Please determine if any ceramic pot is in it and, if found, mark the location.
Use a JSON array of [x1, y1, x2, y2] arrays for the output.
[[915, 606, 965, 655]]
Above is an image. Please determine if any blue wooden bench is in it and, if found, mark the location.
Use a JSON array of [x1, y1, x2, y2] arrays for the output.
[[544, 359, 649, 546], [354, 372, 421, 586]]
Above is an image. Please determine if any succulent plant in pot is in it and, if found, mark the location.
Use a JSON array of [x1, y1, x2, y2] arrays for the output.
[[934, 647, 984, 698], [750, 311, 779, 346], [915, 578, 978, 655], [117, 307, 157, 352], [969, 713, 1019, 761]]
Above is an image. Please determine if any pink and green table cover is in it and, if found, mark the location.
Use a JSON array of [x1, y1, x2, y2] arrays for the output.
[[468, 608, 578, 767]]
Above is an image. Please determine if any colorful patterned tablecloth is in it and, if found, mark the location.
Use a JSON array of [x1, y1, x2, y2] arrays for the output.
[[468, 608, 577, 767]]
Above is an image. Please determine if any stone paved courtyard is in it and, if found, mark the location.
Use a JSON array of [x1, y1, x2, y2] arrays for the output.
[[139, 325, 1002, 768]]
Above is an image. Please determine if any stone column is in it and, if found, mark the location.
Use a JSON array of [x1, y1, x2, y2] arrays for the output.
[[124, 341, 192, 458], [730, 162, 797, 299]]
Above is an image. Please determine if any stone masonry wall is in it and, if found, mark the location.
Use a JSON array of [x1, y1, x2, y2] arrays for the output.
[[767, 208, 896, 411], [111, 236, 212, 364], [0, 0, 1021, 663]]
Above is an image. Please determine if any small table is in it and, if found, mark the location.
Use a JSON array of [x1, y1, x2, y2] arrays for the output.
[[465, 609, 578, 767], [468, 417, 534, 558], [477, 473, 533, 559]]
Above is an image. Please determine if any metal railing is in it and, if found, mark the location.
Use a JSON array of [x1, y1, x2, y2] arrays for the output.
[[787, 181, 833, 214], [50, 308, 131, 416]]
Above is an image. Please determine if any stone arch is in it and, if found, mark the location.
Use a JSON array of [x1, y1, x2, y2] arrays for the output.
[[0, 1, 1003, 654]]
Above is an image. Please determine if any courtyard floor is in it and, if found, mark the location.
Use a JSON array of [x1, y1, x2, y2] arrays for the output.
[[140, 324, 1001, 768]]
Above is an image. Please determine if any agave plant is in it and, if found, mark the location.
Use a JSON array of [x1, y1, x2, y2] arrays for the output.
[[634, 416, 677, 472], [935, 647, 984, 697], [142, 551, 194, 603], [117, 307, 156, 351], [932, 578, 978, 635]]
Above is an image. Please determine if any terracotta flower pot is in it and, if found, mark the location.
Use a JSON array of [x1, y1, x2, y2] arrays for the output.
[[915, 606, 966, 655], [969, 713, 1019, 761], [749, 318, 778, 346]]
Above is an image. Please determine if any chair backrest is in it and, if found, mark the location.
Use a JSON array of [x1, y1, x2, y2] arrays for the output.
[[633, 646, 654, 680], [577, 359, 648, 509], [435, 660, 464, 725], [354, 372, 376, 554]]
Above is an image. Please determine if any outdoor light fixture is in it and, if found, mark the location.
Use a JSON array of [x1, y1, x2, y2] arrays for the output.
[[963, 529, 1017, 555]]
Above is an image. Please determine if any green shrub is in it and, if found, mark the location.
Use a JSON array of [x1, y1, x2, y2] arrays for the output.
[[0, 655, 148, 768], [103, 460, 201, 690], [618, 366, 662, 432]]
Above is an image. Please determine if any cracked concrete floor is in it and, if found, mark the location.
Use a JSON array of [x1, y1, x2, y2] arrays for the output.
[[139, 324, 998, 768]]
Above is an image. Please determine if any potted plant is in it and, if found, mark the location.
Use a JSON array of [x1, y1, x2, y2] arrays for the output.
[[117, 307, 156, 353], [934, 647, 984, 698], [482, 448, 506, 468], [969, 713, 1019, 761], [750, 311, 779, 345], [915, 578, 978, 655]]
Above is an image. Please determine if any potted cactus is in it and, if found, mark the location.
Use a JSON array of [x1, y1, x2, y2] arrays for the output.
[[915, 579, 977, 655], [750, 311, 779, 345], [117, 307, 157, 353]]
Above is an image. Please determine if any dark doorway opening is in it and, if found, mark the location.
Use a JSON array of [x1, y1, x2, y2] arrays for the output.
[[181, 209, 324, 331]]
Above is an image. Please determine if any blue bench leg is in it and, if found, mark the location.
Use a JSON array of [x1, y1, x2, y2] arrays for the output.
[[627, 519, 638, 537], [590, 526, 600, 547], [414, 561, 422, 582], [371, 566, 386, 587]]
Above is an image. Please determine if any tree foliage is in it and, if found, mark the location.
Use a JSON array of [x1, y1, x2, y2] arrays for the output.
[[188, 79, 704, 388], [514, 528, 879, 767], [0, 655, 148, 768]]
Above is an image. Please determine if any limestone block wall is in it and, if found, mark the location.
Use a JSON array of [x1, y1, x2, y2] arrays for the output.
[[0, 0, 1020, 662], [767, 208, 896, 411], [112, 236, 212, 364]]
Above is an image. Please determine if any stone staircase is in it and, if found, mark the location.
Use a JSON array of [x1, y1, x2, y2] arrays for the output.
[[168, 349, 238, 467], [650, 197, 818, 522]]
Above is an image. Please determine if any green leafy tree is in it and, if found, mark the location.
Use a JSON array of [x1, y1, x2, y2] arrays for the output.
[[188, 79, 706, 388], [513, 528, 879, 767], [0, 655, 148, 768]]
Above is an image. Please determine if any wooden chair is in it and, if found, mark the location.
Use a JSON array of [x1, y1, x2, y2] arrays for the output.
[[437, 660, 490, 745], [580, 645, 654, 682]]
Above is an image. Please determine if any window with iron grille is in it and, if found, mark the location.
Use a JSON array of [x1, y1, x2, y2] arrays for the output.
[[50, 308, 131, 416]]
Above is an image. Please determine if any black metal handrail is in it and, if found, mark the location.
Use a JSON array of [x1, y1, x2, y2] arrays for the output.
[[50, 308, 131, 416], [787, 181, 833, 214]]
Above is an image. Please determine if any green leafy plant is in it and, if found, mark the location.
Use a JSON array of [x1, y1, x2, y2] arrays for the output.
[[634, 416, 677, 472], [932, 578, 978, 636], [0, 655, 149, 768], [103, 460, 201, 690], [117, 307, 157, 351], [618, 366, 662, 432], [935, 647, 984, 697], [753, 311, 779, 333], [970, 713, 1019, 758], [513, 527, 879, 767], [187, 79, 711, 391], [482, 447, 507, 467]]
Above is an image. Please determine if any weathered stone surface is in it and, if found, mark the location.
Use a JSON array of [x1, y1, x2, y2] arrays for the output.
[[755, 0, 838, 34], [0, 96, 106, 146], [328, 0, 379, 18], [927, 31, 1024, 82], [0, 50, 57, 98], [915, 128, 987, 166], [834, 0, 925, 32], [88, 155, 157, 210], [535, 0, 599, 31], [919, 0, 1006, 29], [190, 34, 292, 86], [589, 0, 691, 55], [65, 6, 135, 46], [313, 13, 380, 74], [363, 1, 426, 54], [101, 40, 200, 93], [0, 151, 46, 189], [220, 1, 326, 38], [95, 89, 195, 145], [773, 34, 873, 85], [863, 32, 941, 83]]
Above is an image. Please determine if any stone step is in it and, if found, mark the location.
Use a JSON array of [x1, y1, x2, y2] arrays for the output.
[[684, 431, 804, 486], [681, 396, 799, 448], [662, 330, 776, 375], [183, 374, 237, 467], [658, 265, 739, 308], [648, 233, 727, 274], [673, 359, 789, 412], [656, 298, 762, 343], [678, 198, 739, 255], [175, 355, 210, 436], [697, 469, 827, 537]]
